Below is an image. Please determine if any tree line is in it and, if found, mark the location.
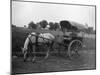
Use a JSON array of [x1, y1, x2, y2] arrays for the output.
[[28, 20, 60, 30]]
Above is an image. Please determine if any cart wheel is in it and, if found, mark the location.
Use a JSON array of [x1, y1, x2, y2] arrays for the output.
[[67, 40, 82, 59], [32, 43, 50, 63]]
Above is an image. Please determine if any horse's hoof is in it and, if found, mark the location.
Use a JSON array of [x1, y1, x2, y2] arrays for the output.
[[32, 59, 36, 63], [67, 56, 72, 60], [32, 57, 36, 63]]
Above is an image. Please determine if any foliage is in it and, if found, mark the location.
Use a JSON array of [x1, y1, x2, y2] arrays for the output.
[[28, 21, 37, 29], [53, 22, 60, 30], [12, 24, 16, 27], [49, 22, 54, 30], [49, 22, 59, 30], [39, 20, 48, 28]]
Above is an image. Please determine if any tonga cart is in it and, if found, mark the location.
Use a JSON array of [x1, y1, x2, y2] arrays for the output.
[[58, 20, 83, 59], [23, 20, 84, 62]]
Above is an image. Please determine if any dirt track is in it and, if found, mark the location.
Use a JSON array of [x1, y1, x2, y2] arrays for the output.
[[12, 49, 96, 74]]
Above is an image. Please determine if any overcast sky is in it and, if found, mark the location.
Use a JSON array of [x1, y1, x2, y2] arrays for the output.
[[12, 1, 95, 29]]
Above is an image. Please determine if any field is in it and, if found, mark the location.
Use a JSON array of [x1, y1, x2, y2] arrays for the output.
[[12, 27, 96, 74]]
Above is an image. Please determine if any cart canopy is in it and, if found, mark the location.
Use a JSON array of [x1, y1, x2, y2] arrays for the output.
[[60, 20, 87, 31]]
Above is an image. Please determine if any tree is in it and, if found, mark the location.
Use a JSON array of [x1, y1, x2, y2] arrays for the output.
[[49, 22, 54, 30], [28, 21, 37, 29], [39, 20, 48, 28], [49, 22, 60, 30], [12, 24, 16, 27], [53, 22, 60, 30], [36, 22, 41, 29], [24, 25, 27, 28], [85, 23, 88, 28]]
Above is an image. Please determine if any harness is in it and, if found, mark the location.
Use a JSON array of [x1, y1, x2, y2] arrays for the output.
[[28, 33, 39, 45], [27, 33, 40, 53], [28, 32, 54, 49]]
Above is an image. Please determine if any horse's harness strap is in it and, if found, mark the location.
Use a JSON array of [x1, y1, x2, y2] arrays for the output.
[[28, 34, 35, 45], [28, 34, 39, 45]]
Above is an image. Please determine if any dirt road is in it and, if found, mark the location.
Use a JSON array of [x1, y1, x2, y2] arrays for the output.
[[12, 49, 96, 74]]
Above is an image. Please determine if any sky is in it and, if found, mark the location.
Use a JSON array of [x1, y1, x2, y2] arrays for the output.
[[12, 1, 96, 29]]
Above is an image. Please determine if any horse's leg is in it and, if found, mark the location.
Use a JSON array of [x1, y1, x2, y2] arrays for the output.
[[23, 50, 28, 62], [32, 44, 36, 63], [44, 50, 49, 60], [50, 41, 55, 51], [23, 37, 30, 62], [44, 45, 50, 59]]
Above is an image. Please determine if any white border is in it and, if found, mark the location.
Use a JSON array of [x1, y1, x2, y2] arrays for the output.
[[0, 0, 99, 75]]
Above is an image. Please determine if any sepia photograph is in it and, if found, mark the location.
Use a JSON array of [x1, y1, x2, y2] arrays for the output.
[[11, 0, 96, 74]]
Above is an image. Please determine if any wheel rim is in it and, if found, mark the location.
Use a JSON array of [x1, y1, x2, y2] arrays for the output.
[[67, 40, 82, 59]]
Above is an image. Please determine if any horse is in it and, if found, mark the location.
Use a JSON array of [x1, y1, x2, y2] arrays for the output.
[[21, 31, 73, 62], [21, 32, 55, 62]]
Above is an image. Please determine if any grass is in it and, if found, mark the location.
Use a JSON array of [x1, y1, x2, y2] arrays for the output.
[[83, 38, 96, 50], [12, 27, 96, 74], [12, 26, 96, 56]]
